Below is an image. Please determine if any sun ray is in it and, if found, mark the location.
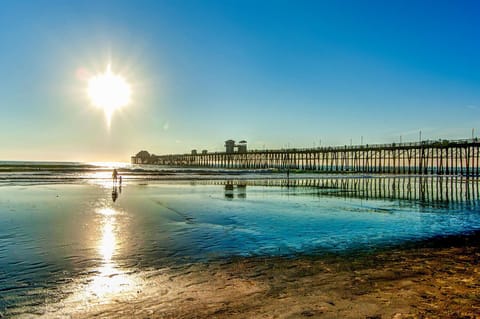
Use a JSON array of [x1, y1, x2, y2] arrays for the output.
[[87, 63, 131, 128]]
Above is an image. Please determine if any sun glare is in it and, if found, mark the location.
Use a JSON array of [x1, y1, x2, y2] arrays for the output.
[[87, 64, 131, 127]]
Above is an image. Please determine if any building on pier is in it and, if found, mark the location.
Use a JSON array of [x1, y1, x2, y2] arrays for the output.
[[237, 140, 247, 153], [225, 140, 236, 153], [131, 150, 151, 164], [225, 139, 248, 153]]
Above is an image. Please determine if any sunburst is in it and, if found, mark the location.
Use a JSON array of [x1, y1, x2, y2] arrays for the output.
[[87, 64, 131, 127]]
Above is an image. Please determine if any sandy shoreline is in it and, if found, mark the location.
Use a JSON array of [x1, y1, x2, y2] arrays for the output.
[[45, 232, 480, 319]]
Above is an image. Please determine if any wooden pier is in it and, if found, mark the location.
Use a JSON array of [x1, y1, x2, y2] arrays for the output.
[[134, 138, 480, 175]]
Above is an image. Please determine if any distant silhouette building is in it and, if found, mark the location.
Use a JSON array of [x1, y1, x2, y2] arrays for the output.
[[202, 150, 208, 154], [225, 139, 247, 153], [225, 140, 236, 153], [191, 149, 197, 155], [131, 150, 151, 164], [237, 140, 247, 153]]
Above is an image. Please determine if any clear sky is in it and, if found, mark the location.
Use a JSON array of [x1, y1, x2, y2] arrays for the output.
[[1, 0, 479, 161]]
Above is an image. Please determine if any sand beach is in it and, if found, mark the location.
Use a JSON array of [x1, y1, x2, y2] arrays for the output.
[[38, 231, 480, 319]]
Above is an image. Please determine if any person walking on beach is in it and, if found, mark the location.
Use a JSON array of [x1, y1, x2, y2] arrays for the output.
[[112, 168, 118, 184]]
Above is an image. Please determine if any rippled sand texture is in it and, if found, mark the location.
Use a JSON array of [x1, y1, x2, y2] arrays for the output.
[[41, 237, 480, 319]]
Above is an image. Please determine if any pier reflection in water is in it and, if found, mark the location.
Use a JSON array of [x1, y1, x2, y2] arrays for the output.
[[224, 182, 247, 199], [211, 176, 480, 208]]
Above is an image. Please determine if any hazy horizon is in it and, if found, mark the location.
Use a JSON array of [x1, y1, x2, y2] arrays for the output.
[[1, 0, 479, 162]]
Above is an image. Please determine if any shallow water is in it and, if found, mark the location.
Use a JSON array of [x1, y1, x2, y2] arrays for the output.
[[0, 161, 283, 185], [1, 178, 480, 317]]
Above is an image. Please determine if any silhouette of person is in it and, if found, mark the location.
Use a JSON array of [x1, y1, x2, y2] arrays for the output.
[[112, 169, 118, 184]]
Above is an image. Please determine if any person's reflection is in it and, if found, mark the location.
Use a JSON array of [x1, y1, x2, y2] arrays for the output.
[[112, 186, 119, 202]]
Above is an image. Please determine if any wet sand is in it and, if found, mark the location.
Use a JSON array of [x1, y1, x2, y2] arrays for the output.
[[3, 181, 479, 318], [48, 232, 480, 319]]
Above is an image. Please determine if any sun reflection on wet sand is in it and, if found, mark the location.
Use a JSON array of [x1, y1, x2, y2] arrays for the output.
[[98, 208, 117, 263], [40, 199, 264, 318], [86, 207, 135, 298], [48, 206, 140, 315]]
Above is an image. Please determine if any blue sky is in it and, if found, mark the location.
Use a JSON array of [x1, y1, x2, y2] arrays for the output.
[[0, 0, 479, 161]]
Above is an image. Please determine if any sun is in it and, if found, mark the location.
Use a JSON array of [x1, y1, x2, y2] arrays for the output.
[[87, 64, 131, 127]]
